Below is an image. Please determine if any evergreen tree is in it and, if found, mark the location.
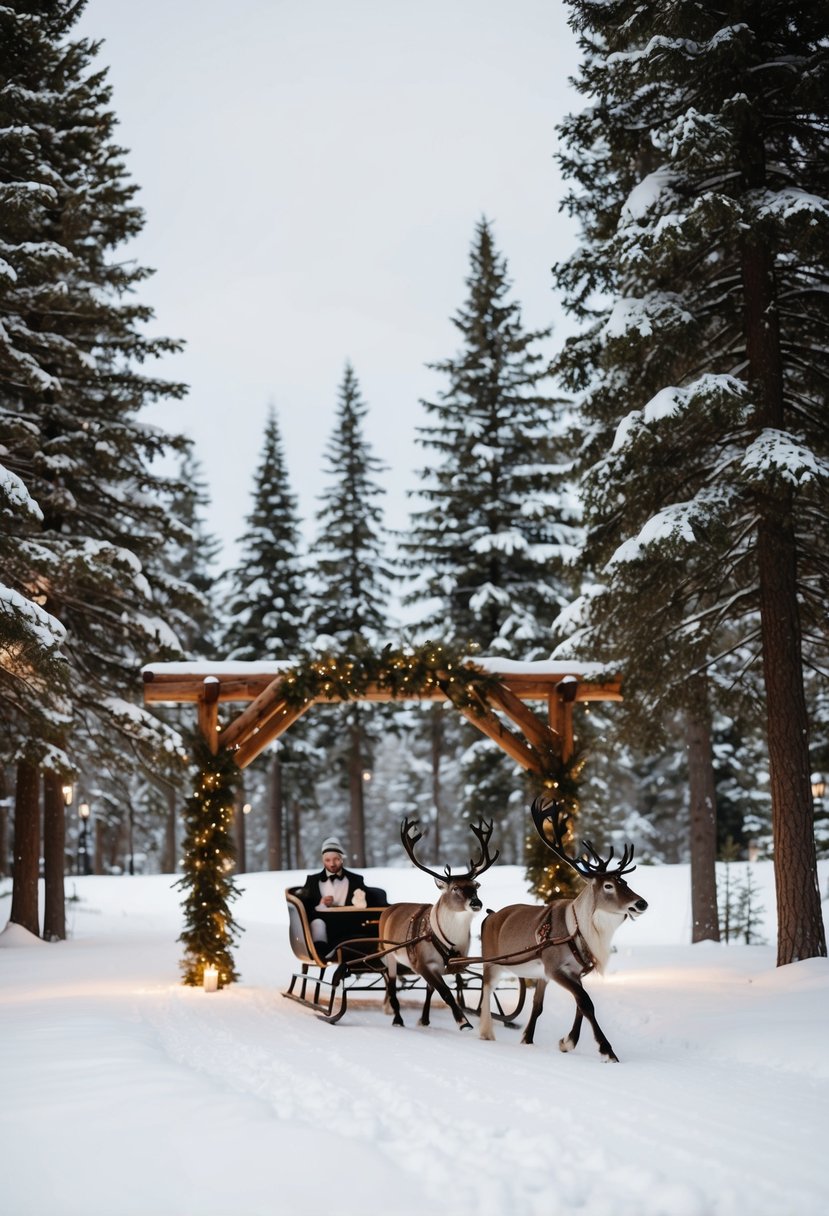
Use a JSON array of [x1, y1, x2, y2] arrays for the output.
[[551, 0, 828, 963], [164, 450, 221, 660], [222, 405, 310, 870], [402, 218, 577, 848], [310, 363, 391, 865], [404, 217, 576, 654], [224, 407, 305, 660], [1, 2, 192, 933]]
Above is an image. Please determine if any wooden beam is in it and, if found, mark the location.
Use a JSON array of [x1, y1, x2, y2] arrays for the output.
[[444, 684, 543, 775], [231, 700, 314, 769], [487, 681, 559, 761], [547, 691, 574, 763], [218, 674, 291, 751]]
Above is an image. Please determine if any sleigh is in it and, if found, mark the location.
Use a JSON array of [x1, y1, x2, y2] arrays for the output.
[[283, 886, 527, 1026]]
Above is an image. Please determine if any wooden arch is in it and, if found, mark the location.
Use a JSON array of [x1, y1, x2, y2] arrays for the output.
[[143, 657, 621, 777]]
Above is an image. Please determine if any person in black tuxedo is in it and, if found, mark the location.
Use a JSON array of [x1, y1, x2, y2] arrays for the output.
[[297, 836, 368, 954]]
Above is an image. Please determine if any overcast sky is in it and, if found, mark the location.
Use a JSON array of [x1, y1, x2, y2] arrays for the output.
[[77, 0, 584, 566]]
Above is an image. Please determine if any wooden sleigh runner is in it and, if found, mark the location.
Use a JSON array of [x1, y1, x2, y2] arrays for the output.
[[283, 886, 527, 1026]]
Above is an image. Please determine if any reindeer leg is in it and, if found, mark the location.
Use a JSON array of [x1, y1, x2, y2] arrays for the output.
[[384, 958, 405, 1027], [426, 970, 473, 1031], [521, 979, 547, 1044], [478, 964, 499, 1041], [418, 983, 433, 1027], [552, 973, 618, 1062], [560, 1008, 584, 1053]]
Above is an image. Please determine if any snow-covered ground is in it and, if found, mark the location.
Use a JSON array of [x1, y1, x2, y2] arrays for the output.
[[2, 860, 828, 1216]]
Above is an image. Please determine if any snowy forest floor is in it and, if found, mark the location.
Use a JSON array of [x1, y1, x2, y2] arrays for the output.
[[2, 860, 828, 1216]]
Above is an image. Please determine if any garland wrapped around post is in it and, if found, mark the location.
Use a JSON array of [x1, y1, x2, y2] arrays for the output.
[[176, 741, 243, 987], [524, 752, 587, 901]]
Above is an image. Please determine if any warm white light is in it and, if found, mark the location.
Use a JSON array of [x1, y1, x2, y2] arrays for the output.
[[242, 802, 252, 815], [62, 783, 74, 806], [203, 966, 219, 993], [362, 769, 372, 783], [78, 801, 91, 821]]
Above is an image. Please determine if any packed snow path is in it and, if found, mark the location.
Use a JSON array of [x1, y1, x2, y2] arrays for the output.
[[2, 866, 828, 1216]]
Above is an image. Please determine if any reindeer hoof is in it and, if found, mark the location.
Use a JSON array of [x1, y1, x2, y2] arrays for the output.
[[417, 1018, 430, 1027], [393, 1016, 404, 1027], [601, 1052, 619, 1063], [559, 1036, 575, 1053], [459, 1021, 473, 1031]]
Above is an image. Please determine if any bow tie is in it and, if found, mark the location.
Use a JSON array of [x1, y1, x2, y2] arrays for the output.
[[322, 872, 342, 882]]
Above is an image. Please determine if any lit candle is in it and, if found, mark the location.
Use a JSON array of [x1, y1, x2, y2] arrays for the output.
[[203, 966, 218, 993]]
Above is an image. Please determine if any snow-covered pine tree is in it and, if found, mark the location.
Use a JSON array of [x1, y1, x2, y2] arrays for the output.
[[402, 218, 578, 852], [551, 0, 828, 963], [1, 1, 192, 934], [222, 406, 310, 870], [309, 363, 392, 865]]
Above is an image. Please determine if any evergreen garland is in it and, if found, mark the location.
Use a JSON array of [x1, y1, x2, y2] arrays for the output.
[[276, 640, 497, 712], [524, 752, 587, 901], [176, 741, 243, 987]]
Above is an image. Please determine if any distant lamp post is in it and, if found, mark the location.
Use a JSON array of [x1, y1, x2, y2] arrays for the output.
[[811, 774, 826, 801], [62, 782, 74, 807], [362, 769, 372, 783], [78, 801, 91, 875]]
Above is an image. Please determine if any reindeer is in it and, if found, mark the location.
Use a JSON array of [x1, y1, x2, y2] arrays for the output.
[[379, 817, 499, 1031], [479, 796, 647, 1061]]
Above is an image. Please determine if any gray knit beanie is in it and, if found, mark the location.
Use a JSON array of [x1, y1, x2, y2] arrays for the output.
[[320, 837, 346, 858]]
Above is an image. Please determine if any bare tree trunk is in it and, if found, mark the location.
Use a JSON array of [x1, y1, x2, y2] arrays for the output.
[[430, 704, 445, 857], [9, 760, 40, 935], [162, 785, 177, 873], [741, 232, 826, 964], [684, 684, 720, 943], [94, 818, 106, 876], [269, 751, 283, 871], [348, 707, 367, 867], [234, 782, 247, 874], [291, 797, 301, 869], [42, 770, 66, 941], [0, 767, 8, 878]]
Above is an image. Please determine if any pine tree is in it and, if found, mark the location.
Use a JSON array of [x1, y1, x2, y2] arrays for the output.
[[224, 407, 305, 661], [402, 219, 577, 847], [551, 0, 828, 963], [404, 217, 576, 654], [309, 363, 391, 865], [222, 405, 309, 870], [1, 2, 192, 934]]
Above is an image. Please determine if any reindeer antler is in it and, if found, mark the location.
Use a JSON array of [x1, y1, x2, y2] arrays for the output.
[[400, 815, 500, 882], [462, 818, 500, 879], [530, 795, 636, 878]]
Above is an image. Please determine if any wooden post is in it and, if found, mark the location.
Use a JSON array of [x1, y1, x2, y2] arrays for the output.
[[197, 677, 220, 754]]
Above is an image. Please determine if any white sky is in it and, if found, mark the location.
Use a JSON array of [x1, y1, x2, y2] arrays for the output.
[[77, 0, 584, 565]]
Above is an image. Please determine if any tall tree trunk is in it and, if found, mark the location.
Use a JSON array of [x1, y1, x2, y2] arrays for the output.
[[684, 683, 720, 943], [234, 782, 247, 874], [0, 767, 8, 878], [94, 818, 106, 876], [162, 785, 177, 873], [291, 796, 301, 869], [42, 770, 66, 941], [269, 751, 283, 871], [742, 233, 826, 964], [9, 760, 40, 934], [348, 707, 366, 867], [430, 704, 445, 857]]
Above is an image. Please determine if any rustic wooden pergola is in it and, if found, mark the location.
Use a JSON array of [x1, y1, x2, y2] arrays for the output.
[[142, 658, 622, 777]]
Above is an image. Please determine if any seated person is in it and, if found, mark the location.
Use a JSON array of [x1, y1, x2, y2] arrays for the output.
[[296, 836, 368, 955]]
